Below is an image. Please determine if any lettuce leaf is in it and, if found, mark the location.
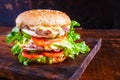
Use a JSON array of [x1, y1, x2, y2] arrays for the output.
[[51, 39, 90, 59], [6, 27, 31, 54], [51, 20, 90, 59], [67, 20, 80, 41], [6, 27, 32, 65]]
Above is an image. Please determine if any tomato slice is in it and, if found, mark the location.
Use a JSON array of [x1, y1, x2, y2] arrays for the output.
[[32, 34, 67, 46], [22, 51, 43, 59], [22, 50, 64, 59], [41, 50, 64, 58]]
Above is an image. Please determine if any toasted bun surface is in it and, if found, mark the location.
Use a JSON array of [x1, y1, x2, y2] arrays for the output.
[[16, 9, 71, 28], [16, 9, 71, 38], [47, 56, 67, 64]]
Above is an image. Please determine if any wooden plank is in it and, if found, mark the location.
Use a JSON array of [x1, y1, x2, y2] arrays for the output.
[[0, 34, 101, 80], [70, 38, 102, 80]]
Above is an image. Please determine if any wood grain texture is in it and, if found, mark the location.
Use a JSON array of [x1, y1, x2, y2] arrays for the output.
[[76, 28, 120, 80], [0, 27, 101, 80]]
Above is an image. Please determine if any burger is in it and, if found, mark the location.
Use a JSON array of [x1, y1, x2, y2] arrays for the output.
[[6, 9, 90, 65]]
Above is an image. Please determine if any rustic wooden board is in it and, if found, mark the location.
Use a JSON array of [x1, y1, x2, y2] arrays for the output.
[[0, 34, 102, 80]]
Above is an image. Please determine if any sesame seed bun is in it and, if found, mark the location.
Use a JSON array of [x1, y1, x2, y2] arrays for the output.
[[16, 9, 71, 38], [16, 9, 71, 27]]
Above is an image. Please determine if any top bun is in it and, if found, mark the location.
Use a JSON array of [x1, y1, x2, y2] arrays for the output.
[[15, 9, 71, 38], [16, 9, 71, 28]]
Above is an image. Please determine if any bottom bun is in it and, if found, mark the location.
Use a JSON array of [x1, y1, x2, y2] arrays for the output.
[[51, 56, 67, 63]]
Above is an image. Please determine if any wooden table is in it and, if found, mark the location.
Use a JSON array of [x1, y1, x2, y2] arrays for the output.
[[76, 29, 120, 80], [0, 27, 120, 80]]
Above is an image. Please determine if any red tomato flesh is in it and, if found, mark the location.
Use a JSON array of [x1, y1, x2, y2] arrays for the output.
[[22, 50, 64, 59], [22, 51, 43, 59], [32, 34, 67, 46], [41, 50, 64, 58]]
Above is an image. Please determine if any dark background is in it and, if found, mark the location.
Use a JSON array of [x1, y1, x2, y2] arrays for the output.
[[0, 0, 120, 29]]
